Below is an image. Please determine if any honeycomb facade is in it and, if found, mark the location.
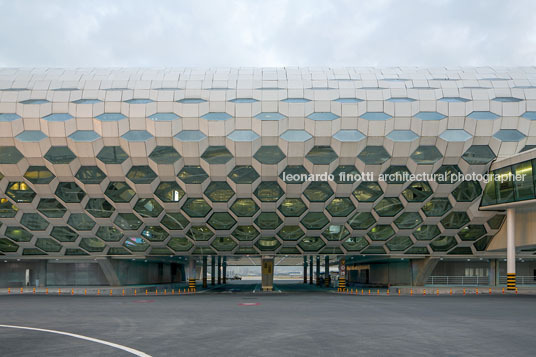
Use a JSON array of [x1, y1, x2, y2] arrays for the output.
[[0, 67, 535, 258]]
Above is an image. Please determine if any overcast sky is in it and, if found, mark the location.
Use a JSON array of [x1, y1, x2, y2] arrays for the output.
[[0, 0, 534, 68]]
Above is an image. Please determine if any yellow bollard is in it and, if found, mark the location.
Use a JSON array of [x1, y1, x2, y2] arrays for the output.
[[410, 289, 413, 296], [489, 288, 492, 295], [156, 289, 158, 296], [33, 288, 35, 295], [502, 287, 504, 294], [58, 288, 61, 295], [164, 289, 167, 295], [134, 289, 137, 296], [8, 287, 10, 294], [71, 288, 74, 295], [516, 287, 518, 294], [97, 289, 100, 296], [84, 289, 87, 296], [172, 289, 175, 295], [450, 289, 452, 295], [476, 288, 479, 295], [387, 289, 390, 296], [423, 289, 426, 296], [398, 289, 400, 296], [368, 289, 371, 295], [463, 288, 466, 296], [145, 289, 148, 296], [122, 289, 125, 296], [20, 287, 23, 294], [110, 289, 113, 296], [46, 288, 48, 295], [436, 289, 439, 296], [361, 289, 364, 295], [377, 289, 380, 295]]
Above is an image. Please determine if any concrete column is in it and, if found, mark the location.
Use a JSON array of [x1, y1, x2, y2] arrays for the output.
[[309, 256, 313, 285], [211, 256, 216, 285], [261, 256, 274, 291], [222, 256, 227, 284], [303, 256, 308, 284], [411, 257, 439, 286], [507, 208, 516, 290], [202, 256, 208, 288], [217, 256, 222, 284], [324, 255, 330, 287], [316, 255, 321, 286], [96, 258, 120, 286], [489, 259, 497, 286], [188, 258, 196, 292], [338, 258, 346, 292]]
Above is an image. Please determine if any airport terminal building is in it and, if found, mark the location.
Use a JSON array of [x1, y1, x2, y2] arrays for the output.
[[0, 67, 535, 290]]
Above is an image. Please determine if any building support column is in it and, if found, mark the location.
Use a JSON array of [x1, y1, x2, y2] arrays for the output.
[[324, 255, 330, 287], [303, 256, 308, 284], [411, 257, 439, 286], [217, 256, 222, 284], [261, 256, 274, 291], [188, 258, 196, 292], [507, 208, 516, 290], [96, 258, 120, 286], [338, 257, 346, 292], [211, 256, 216, 286], [309, 256, 313, 285], [202, 256, 208, 288], [316, 255, 321, 286], [489, 259, 497, 286], [222, 256, 227, 284]]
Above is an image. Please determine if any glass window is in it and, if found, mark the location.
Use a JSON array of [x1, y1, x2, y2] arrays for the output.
[[177, 98, 207, 104], [277, 226, 305, 241], [202, 146, 233, 164], [228, 166, 259, 184], [481, 175, 497, 206], [201, 112, 232, 121], [413, 225, 441, 240], [210, 237, 237, 252], [20, 213, 49, 231], [97, 146, 129, 164], [95, 113, 126, 121], [75, 166, 106, 184], [35, 238, 62, 252], [5, 226, 33, 242], [0, 238, 19, 252], [174, 130, 207, 142], [126, 166, 157, 184], [487, 215, 505, 230], [279, 166, 309, 184], [386, 236, 413, 251], [439, 129, 472, 142], [161, 212, 189, 230], [24, 166, 55, 184], [282, 98, 311, 103], [254, 182, 284, 202], [452, 181, 482, 202], [167, 237, 194, 252], [230, 98, 258, 103], [254, 212, 283, 230], [177, 166, 208, 184], [187, 226, 214, 241], [368, 225, 395, 241], [382, 166, 411, 184], [493, 129, 526, 142], [353, 182, 383, 202], [278, 198, 307, 217], [105, 182, 135, 203], [303, 182, 334, 202], [441, 212, 470, 229], [467, 111, 500, 120], [114, 213, 143, 230], [73, 99, 101, 104], [342, 236, 369, 251], [50, 226, 78, 242], [307, 112, 340, 121], [281, 130, 312, 142], [300, 212, 329, 230], [430, 236, 457, 252], [326, 197, 355, 217], [149, 146, 181, 164], [422, 198, 452, 217], [0, 113, 21, 121], [208, 212, 236, 230], [125, 98, 153, 104], [305, 146, 337, 165], [298, 237, 325, 252], [141, 226, 169, 242], [96, 226, 123, 241], [43, 113, 74, 122], [227, 130, 259, 142], [496, 167, 514, 204], [322, 225, 350, 241], [434, 165, 462, 184], [394, 212, 423, 229], [134, 198, 163, 218], [121, 130, 153, 142], [232, 225, 259, 241], [415, 112, 446, 120], [79, 238, 106, 252], [6, 182, 36, 203], [154, 182, 185, 202], [402, 182, 433, 202], [255, 112, 286, 121], [67, 213, 95, 231], [255, 146, 286, 164], [230, 198, 259, 217], [332, 166, 360, 184], [204, 182, 235, 202], [0, 198, 19, 218], [55, 182, 85, 203], [411, 146, 442, 164], [44, 146, 76, 164], [458, 225, 487, 241], [333, 130, 365, 142], [386, 130, 418, 142], [68, 130, 100, 142], [182, 198, 212, 217], [361, 112, 392, 121], [148, 113, 179, 121], [0, 146, 23, 164], [358, 146, 390, 165], [123, 237, 150, 252], [374, 197, 404, 217]]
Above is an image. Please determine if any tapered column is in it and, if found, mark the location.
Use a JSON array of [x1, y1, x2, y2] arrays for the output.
[[316, 255, 321, 286], [303, 256, 308, 284], [222, 256, 227, 284], [202, 256, 208, 288], [309, 256, 313, 285], [324, 255, 330, 287], [507, 208, 516, 290], [188, 258, 196, 292], [217, 256, 222, 284], [338, 258, 346, 292], [211, 256, 216, 285], [261, 256, 274, 291]]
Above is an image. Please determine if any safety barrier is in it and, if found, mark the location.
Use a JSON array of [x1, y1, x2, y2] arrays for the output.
[[2, 287, 197, 297], [337, 287, 520, 296]]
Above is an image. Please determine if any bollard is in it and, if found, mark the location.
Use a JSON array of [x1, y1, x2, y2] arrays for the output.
[[134, 289, 137, 296], [502, 287, 505, 294], [449, 289, 452, 295], [33, 287, 35, 295], [8, 287, 10, 294], [516, 287, 518, 294], [172, 289, 175, 295], [178, 289, 181, 295], [46, 288, 48, 295], [387, 289, 390, 296], [436, 289, 439, 296], [84, 289, 87, 296], [463, 288, 466, 296], [156, 289, 158, 296], [398, 289, 400, 296], [476, 288, 479, 295], [122, 289, 125, 296], [110, 289, 113, 296], [368, 289, 371, 295], [20, 287, 23, 294], [377, 289, 380, 295], [58, 288, 61, 295], [164, 289, 167, 295], [489, 288, 492, 295], [410, 289, 413, 296], [423, 289, 426, 296], [145, 289, 148, 296], [97, 289, 100, 296], [71, 288, 74, 295], [361, 289, 364, 295]]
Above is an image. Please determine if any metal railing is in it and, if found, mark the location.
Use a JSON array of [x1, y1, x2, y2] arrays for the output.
[[426, 276, 489, 286], [498, 276, 536, 285]]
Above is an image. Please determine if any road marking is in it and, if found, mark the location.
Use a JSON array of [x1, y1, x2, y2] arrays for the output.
[[239, 302, 260, 306], [0, 324, 151, 357]]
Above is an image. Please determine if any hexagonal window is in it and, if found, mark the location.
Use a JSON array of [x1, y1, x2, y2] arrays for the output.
[[69, 130, 100, 142], [382, 166, 411, 184], [24, 166, 55, 184], [361, 112, 392, 121], [358, 146, 390, 165], [174, 130, 207, 142], [160, 212, 189, 230], [430, 236, 457, 252], [149, 246, 174, 255], [361, 246, 387, 254], [305, 146, 338, 165], [462, 145, 495, 165], [254, 182, 284, 202], [79, 238, 106, 252], [114, 213, 143, 231], [411, 146, 442, 164], [374, 197, 403, 217], [230, 198, 259, 217], [434, 165, 462, 184], [208, 212, 236, 230], [74, 166, 106, 184], [333, 130, 365, 142], [298, 237, 325, 252], [326, 197, 355, 217], [343, 236, 369, 251], [211, 237, 237, 251], [154, 182, 185, 202], [20, 213, 49, 231], [322, 225, 350, 241], [55, 182, 86, 203], [105, 182, 135, 203], [277, 226, 305, 241], [204, 182, 235, 202], [0, 146, 23, 164], [258, 237, 283, 251], [255, 112, 286, 120], [228, 166, 259, 184], [177, 166, 209, 184], [0, 238, 19, 252], [149, 146, 181, 164], [353, 182, 383, 202], [348, 212, 376, 230], [467, 111, 499, 120], [254, 146, 285, 164], [35, 238, 62, 252], [281, 130, 313, 142], [121, 130, 153, 141], [65, 248, 88, 256], [332, 166, 360, 184], [124, 237, 150, 252], [441, 212, 470, 229], [394, 212, 422, 229], [5, 226, 32, 242], [386, 130, 419, 142], [134, 198, 163, 218], [232, 225, 259, 241], [452, 181, 482, 202], [182, 198, 212, 217], [422, 198, 452, 217], [301, 212, 329, 230], [278, 198, 307, 217], [126, 166, 157, 184], [415, 111, 446, 121], [201, 112, 232, 121], [96, 226, 123, 242], [474, 236, 493, 251], [44, 146, 76, 164], [35, 198, 65, 218], [0, 113, 21, 121], [50, 226, 78, 242], [303, 182, 334, 202], [386, 236, 413, 251], [16, 130, 47, 142], [148, 112, 180, 121], [413, 225, 441, 240], [141, 226, 169, 242], [458, 225, 487, 241], [6, 182, 36, 203], [201, 146, 233, 164], [280, 166, 310, 184], [402, 182, 433, 202], [487, 215, 505, 230], [0, 198, 19, 218], [187, 226, 214, 241], [439, 129, 472, 142], [97, 146, 129, 164], [368, 225, 395, 241], [167, 237, 193, 252], [254, 212, 283, 230], [42, 113, 73, 122], [67, 213, 95, 231], [307, 112, 340, 121], [227, 130, 259, 142]]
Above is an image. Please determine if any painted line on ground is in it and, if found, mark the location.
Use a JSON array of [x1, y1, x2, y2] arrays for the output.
[[0, 324, 151, 357]]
